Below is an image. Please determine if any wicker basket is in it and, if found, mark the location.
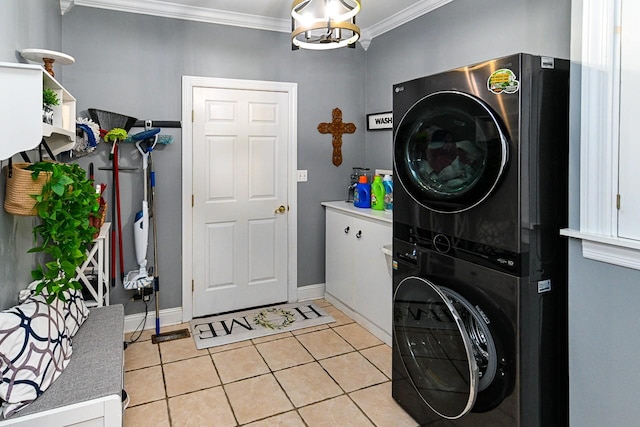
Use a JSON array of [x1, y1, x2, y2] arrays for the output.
[[3, 163, 51, 216]]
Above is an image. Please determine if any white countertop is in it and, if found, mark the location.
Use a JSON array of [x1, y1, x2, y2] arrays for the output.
[[321, 201, 393, 224]]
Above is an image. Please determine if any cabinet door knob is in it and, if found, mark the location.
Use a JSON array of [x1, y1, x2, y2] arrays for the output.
[[344, 226, 350, 234], [356, 230, 362, 239]]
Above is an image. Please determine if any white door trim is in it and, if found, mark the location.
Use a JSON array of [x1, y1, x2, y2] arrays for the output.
[[181, 76, 298, 322]]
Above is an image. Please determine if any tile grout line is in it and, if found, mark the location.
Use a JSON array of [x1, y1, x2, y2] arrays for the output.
[[124, 302, 394, 426]]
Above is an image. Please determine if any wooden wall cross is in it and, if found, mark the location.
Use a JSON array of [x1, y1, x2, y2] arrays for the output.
[[318, 108, 356, 166]]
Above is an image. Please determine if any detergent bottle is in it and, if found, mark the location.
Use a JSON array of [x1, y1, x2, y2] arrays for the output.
[[353, 175, 371, 208], [371, 175, 385, 211], [383, 175, 393, 211]]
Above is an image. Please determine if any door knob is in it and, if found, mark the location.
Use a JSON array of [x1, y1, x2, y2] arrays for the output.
[[275, 205, 286, 214]]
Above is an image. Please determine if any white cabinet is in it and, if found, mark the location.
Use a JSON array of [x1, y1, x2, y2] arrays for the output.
[[323, 202, 392, 344], [325, 209, 358, 308], [0, 62, 76, 160]]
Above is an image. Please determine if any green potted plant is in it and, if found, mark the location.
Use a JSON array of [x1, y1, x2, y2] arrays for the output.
[[28, 162, 100, 302], [42, 88, 59, 125]]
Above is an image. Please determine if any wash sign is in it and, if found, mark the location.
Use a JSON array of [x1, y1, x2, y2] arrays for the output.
[[367, 112, 393, 130]]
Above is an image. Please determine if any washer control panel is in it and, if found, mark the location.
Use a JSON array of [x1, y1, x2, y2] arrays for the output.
[[395, 222, 527, 276]]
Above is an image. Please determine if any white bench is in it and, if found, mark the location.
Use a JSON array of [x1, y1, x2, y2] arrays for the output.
[[0, 305, 124, 427]]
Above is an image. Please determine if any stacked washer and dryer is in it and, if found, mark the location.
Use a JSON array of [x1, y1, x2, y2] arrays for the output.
[[391, 53, 569, 426]]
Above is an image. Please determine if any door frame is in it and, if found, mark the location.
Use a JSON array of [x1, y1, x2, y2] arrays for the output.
[[181, 76, 298, 322]]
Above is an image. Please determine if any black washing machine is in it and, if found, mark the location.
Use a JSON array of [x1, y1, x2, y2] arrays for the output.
[[391, 53, 569, 426], [392, 231, 566, 426]]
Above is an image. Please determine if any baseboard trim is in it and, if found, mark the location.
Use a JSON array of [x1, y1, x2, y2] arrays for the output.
[[297, 283, 326, 301], [125, 285, 323, 332], [124, 306, 184, 333], [324, 293, 392, 346]]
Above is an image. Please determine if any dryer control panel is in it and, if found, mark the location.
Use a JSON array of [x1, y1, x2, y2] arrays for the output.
[[394, 222, 527, 276]]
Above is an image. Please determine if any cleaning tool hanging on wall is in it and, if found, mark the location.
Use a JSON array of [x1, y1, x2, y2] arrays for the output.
[[73, 117, 100, 157], [135, 125, 188, 344], [148, 131, 163, 340], [88, 108, 137, 139], [104, 128, 128, 286], [88, 109, 137, 287], [123, 128, 160, 290]]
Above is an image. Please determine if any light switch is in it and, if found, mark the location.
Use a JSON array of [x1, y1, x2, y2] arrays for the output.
[[297, 170, 308, 182]]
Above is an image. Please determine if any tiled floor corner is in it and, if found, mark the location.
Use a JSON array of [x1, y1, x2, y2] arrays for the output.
[[123, 300, 418, 427]]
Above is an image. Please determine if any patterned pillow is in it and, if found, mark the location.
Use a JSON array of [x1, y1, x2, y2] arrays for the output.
[[0, 295, 72, 418], [22, 281, 89, 337], [58, 288, 89, 337]]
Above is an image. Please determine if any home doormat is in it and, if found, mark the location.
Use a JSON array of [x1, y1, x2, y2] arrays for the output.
[[190, 302, 335, 350]]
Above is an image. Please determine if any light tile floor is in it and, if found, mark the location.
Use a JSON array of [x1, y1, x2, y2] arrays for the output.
[[123, 299, 418, 427]]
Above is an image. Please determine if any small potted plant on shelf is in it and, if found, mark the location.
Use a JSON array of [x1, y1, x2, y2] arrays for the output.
[[28, 162, 100, 302], [42, 88, 59, 125]]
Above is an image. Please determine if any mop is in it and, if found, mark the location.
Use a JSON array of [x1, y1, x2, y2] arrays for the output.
[[135, 128, 190, 344], [119, 124, 187, 342], [123, 128, 160, 290]]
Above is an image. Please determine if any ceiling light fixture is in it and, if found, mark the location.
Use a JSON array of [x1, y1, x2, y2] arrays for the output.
[[291, 0, 361, 50]]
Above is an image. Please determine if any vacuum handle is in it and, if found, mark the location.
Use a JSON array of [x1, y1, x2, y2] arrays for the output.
[[135, 140, 149, 170]]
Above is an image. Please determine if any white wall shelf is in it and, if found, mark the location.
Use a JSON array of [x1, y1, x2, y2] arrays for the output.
[[0, 62, 76, 160]]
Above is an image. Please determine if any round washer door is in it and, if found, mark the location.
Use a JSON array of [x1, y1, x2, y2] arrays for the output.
[[393, 276, 479, 419], [394, 91, 509, 213]]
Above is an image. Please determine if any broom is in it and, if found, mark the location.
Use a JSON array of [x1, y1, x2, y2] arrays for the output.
[[88, 109, 137, 287], [147, 134, 190, 344]]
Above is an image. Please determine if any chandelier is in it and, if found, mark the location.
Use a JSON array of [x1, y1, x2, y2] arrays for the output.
[[291, 0, 361, 50]]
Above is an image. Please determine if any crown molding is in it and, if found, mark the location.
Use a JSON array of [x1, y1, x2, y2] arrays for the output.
[[359, 30, 372, 51], [60, 0, 454, 43], [365, 0, 454, 39], [60, 0, 290, 32], [60, 0, 74, 14]]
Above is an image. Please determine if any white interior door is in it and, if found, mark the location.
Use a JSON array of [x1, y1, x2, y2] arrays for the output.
[[192, 86, 289, 316]]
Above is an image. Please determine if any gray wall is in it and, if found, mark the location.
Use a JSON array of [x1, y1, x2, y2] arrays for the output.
[[0, 0, 63, 310], [0, 0, 573, 312], [5, 0, 640, 425], [58, 6, 366, 314], [567, 1, 640, 425], [363, 0, 572, 169]]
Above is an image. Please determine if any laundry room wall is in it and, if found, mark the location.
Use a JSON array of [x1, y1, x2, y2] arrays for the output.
[[59, 6, 366, 315], [0, 0, 63, 311], [363, 0, 572, 170]]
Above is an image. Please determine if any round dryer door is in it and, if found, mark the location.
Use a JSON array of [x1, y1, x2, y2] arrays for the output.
[[394, 90, 509, 213], [393, 276, 480, 419]]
